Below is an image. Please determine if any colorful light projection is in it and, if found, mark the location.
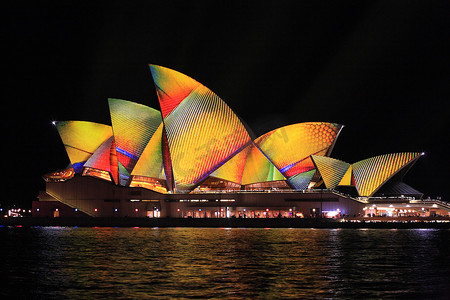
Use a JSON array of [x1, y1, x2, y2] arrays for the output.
[[209, 143, 252, 184], [49, 66, 423, 196], [131, 123, 165, 180], [255, 122, 343, 179], [209, 142, 286, 186], [150, 65, 201, 118], [83, 136, 119, 183], [55, 121, 113, 172], [241, 143, 286, 185], [311, 155, 351, 189], [150, 65, 251, 191], [287, 169, 316, 190], [309, 152, 422, 196], [108, 98, 162, 174], [338, 165, 354, 186], [352, 152, 422, 197]]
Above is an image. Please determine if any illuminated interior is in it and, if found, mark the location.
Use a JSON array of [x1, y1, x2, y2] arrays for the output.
[[43, 168, 75, 182], [243, 180, 291, 191], [195, 177, 241, 191], [129, 176, 168, 193], [82, 167, 112, 182]]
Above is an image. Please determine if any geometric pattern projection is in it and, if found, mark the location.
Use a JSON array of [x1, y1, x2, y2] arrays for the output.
[[50, 66, 423, 197], [255, 122, 343, 179], [150, 65, 251, 191], [84, 136, 115, 173], [131, 123, 165, 180], [210, 142, 287, 185], [241, 143, 286, 185], [284, 156, 316, 179], [352, 152, 421, 197], [55, 121, 113, 171], [209, 143, 252, 184], [288, 169, 316, 190], [150, 64, 201, 119], [311, 155, 351, 189], [338, 165, 354, 186], [108, 98, 162, 174]]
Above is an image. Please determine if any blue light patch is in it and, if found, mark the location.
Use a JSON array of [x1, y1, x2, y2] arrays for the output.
[[73, 162, 86, 173], [116, 147, 139, 160]]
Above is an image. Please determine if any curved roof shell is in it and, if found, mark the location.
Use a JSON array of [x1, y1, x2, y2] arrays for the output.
[[150, 65, 252, 191], [255, 122, 343, 179], [352, 152, 422, 197], [55, 121, 113, 170], [131, 123, 165, 180], [83, 136, 119, 183], [311, 152, 422, 197], [49, 66, 423, 197], [311, 155, 351, 189], [108, 98, 162, 174]]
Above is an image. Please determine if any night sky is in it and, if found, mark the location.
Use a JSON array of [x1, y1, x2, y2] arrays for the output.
[[4, 1, 450, 209]]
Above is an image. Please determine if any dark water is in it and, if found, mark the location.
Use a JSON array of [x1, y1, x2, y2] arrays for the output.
[[1, 227, 450, 299]]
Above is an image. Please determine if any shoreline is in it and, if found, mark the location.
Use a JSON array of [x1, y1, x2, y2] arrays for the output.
[[1, 217, 450, 229]]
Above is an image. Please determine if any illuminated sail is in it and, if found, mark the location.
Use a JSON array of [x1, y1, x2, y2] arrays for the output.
[[255, 122, 342, 189], [150, 65, 251, 191], [131, 123, 165, 180], [352, 152, 421, 197], [241, 143, 285, 185], [209, 144, 252, 184], [311, 155, 351, 189], [338, 165, 354, 186], [288, 169, 316, 190], [108, 98, 162, 174], [55, 121, 113, 172]]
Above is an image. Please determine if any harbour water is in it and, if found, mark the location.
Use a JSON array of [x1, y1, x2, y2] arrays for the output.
[[1, 227, 449, 299]]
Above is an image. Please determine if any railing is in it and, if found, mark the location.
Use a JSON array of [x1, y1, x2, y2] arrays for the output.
[[410, 199, 450, 209], [190, 188, 336, 194], [188, 188, 365, 203]]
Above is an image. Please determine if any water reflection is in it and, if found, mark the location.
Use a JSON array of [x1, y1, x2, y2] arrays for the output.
[[1, 227, 449, 298]]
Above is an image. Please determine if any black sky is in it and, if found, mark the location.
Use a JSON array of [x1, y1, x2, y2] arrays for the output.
[[4, 1, 450, 209]]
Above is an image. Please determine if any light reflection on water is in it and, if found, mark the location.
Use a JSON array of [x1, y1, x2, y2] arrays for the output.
[[1, 227, 450, 299]]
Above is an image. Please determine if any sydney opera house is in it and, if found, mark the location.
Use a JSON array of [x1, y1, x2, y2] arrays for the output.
[[34, 65, 449, 219]]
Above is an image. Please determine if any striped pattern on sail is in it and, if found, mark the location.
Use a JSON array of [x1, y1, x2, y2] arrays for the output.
[[241, 143, 286, 185], [288, 169, 316, 190], [311, 155, 351, 189], [131, 123, 165, 180], [151, 66, 251, 191], [352, 152, 421, 197], [108, 98, 162, 173]]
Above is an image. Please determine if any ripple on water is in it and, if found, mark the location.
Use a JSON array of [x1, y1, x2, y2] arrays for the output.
[[1, 227, 450, 299]]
